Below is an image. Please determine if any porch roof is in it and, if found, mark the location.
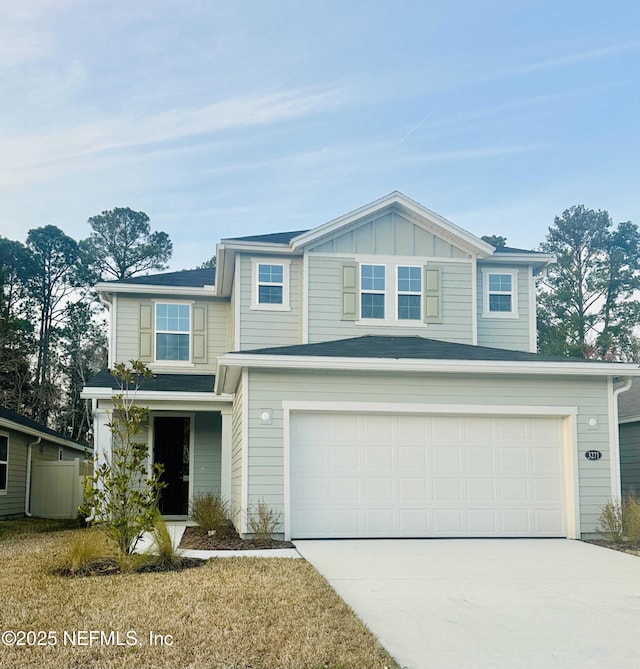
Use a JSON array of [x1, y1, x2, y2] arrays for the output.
[[86, 371, 216, 393]]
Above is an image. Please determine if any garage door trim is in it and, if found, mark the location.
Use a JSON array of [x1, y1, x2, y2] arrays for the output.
[[283, 401, 579, 540]]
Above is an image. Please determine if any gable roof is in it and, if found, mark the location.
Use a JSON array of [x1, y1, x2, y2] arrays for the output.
[[289, 192, 496, 257], [0, 405, 89, 452]]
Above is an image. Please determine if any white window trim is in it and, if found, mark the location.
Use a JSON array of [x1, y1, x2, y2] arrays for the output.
[[482, 268, 519, 319], [359, 263, 386, 321], [357, 262, 426, 325], [153, 300, 194, 365], [0, 432, 8, 494], [251, 258, 291, 311], [396, 264, 423, 322]]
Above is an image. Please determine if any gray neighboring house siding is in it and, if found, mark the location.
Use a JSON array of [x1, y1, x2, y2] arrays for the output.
[[0, 407, 89, 519], [619, 379, 640, 495]]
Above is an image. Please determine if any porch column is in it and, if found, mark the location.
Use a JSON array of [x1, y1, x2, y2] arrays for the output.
[[220, 406, 232, 501], [93, 405, 113, 469]]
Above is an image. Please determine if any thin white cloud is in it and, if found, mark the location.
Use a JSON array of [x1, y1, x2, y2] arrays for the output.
[[0, 85, 349, 186]]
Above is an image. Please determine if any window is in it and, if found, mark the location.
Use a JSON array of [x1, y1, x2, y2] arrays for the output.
[[258, 264, 284, 305], [0, 435, 7, 493], [360, 264, 386, 319], [155, 303, 190, 361], [482, 269, 518, 317], [397, 266, 422, 320], [252, 259, 290, 310]]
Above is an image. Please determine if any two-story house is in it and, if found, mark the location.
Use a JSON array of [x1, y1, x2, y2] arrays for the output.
[[83, 192, 639, 540]]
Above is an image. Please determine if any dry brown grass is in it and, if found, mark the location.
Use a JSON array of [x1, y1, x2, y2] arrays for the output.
[[0, 530, 398, 669]]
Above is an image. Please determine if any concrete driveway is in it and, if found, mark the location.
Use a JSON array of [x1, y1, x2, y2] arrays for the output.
[[294, 539, 640, 669]]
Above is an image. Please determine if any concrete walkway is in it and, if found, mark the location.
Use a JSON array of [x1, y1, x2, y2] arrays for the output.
[[295, 539, 640, 669]]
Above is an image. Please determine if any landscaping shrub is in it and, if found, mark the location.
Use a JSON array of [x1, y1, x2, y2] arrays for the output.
[[190, 492, 231, 536], [597, 494, 640, 542], [147, 511, 182, 569], [55, 529, 116, 575], [248, 500, 281, 547]]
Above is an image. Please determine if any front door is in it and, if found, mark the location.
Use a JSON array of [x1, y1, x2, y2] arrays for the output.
[[153, 416, 190, 515]]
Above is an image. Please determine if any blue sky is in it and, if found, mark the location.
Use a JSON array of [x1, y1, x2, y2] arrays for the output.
[[1, 0, 638, 271]]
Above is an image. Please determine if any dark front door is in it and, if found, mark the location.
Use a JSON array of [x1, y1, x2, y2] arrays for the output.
[[154, 416, 190, 515]]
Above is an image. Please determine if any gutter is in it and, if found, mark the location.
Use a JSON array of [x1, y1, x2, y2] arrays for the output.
[[611, 378, 634, 502], [25, 437, 41, 517]]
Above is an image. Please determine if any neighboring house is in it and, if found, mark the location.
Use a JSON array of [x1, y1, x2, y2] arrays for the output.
[[82, 192, 640, 539], [619, 378, 640, 495], [0, 405, 91, 519]]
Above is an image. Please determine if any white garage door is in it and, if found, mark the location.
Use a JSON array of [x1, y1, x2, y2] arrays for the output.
[[290, 412, 567, 538]]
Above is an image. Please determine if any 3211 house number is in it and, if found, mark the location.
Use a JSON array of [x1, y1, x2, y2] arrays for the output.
[[585, 450, 602, 461]]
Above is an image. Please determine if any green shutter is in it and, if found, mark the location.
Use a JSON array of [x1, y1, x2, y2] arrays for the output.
[[341, 263, 358, 321], [424, 267, 442, 324], [139, 303, 153, 361], [192, 304, 207, 363]]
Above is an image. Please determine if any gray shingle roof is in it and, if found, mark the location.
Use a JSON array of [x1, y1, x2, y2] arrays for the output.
[[86, 371, 216, 393], [0, 405, 86, 448], [223, 230, 309, 244], [237, 335, 619, 364], [493, 246, 548, 255], [109, 268, 215, 287]]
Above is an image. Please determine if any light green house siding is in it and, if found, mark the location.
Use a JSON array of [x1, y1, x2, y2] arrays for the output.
[[114, 295, 230, 370], [308, 211, 471, 258], [243, 369, 611, 535], [237, 255, 302, 350], [306, 256, 474, 344], [620, 422, 640, 495], [477, 265, 532, 352], [192, 413, 222, 496]]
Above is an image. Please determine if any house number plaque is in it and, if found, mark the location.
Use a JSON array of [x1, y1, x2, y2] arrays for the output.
[[585, 450, 602, 461]]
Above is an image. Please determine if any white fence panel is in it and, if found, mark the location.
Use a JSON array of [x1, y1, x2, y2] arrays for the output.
[[30, 459, 91, 519]]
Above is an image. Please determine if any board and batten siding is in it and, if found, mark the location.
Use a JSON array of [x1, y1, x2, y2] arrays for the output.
[[243, 369, 611, 535], [192, 413, 222, 496], [238, 255, 302, 351], [620, 422, 640, 495], [306, 255, 474, 344], [476, 265, 532, 352], [308, 210, 471, 258], [115, 295, 230, 371]]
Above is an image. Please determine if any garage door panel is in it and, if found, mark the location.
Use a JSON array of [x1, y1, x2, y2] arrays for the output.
[[291, 413, 567, 538]]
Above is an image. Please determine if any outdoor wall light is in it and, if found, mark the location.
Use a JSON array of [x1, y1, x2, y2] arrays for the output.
[[587, 417, 599, 430], [260, 409, 272, 425]]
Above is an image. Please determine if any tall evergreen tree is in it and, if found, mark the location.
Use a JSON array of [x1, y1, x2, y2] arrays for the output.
[[80, 207, 173, 280], [538, 205, 640, 360]]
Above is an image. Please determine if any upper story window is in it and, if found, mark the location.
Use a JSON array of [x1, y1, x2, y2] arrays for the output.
[[252, 259, 291, 311], [258, 264, 284, 304], [0, 434, 7, 493], [482, 269, 518, 318], [360, 264, 386, 319], [155, 303, 190, 361], [397, 266, 422, 320]]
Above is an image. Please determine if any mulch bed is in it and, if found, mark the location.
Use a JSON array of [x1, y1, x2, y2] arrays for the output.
[[583, 539, 640, 557], [179, 525, 294, 551], [57, 557, 207, 577]]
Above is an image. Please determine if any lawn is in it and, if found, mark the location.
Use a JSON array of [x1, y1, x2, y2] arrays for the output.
[[0, 524, 398, 669]]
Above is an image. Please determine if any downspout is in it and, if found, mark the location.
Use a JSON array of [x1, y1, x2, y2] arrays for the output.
[[611, 377, 633, 502], [25, 437, 42, 517]]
